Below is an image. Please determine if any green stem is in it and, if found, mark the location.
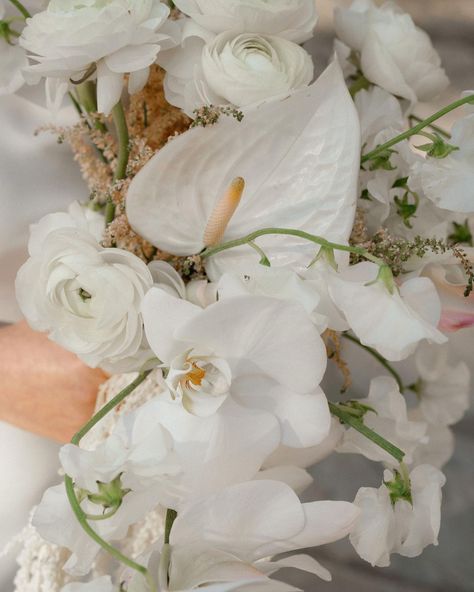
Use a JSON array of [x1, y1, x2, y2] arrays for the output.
[[201, 228, 385, 267], [408, 114, 451, 139], [362, 94, 474, 164], [7, 0, 31, 18], [112, 101, 130, 182], [342, 333, 405, 392], [65, 371, 155, 588], [329, 402, 405, 462], [164, 509, 177, 545]]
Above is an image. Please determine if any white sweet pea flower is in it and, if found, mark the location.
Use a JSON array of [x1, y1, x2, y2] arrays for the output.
[[164, 480, 359, 588], [62, 577, 115, 592], [20, 0, 175, 114], [355, 86, 404, 146], [409, 409, 455, 470], [409, 113, 474, 213], [0, 0, 28, 95], [35, 399, 181, 576], [173, 0, 318, 42], [127, 61, 360, 279], [334, 0, 449, 106], [350, 464, 445, 567], [160, 28, 313, 116], [142, 288, 330, 448], [336, 376, 427, 467], [326, 261, 447, 361], [15, 203, 154, 372], [414, 344, 470, 426]]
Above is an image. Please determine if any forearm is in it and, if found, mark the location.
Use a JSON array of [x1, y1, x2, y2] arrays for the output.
[[0, 321, 107, 442]]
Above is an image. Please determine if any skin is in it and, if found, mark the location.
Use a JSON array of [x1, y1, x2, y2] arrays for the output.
[[0, 321, 107, 443]]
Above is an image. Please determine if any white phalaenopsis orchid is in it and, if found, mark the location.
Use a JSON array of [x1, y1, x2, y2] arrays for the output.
[[130, 480, 358, 590], [336, 376, 427, 467], [334, 0, 449, 105], [409, 113, 474, 213], [142, 288, 330, 448], [414, 344, 471, 426], [159, 27, 314, 115], [172, 0, 318, 42], [20, 0, 176, 114], [15, 203, 154, 372], [326, 262, 447, 361], [127, 61, 360, 279], [350, 465, 445, 567]]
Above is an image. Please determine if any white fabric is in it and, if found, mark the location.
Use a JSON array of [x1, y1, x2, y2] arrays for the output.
[[0, 86, 87, 586]]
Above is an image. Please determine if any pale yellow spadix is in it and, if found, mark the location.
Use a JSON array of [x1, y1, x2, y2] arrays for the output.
[[203, 177, 245, 247]]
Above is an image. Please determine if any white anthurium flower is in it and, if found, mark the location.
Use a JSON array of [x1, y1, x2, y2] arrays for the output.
[[62, 577, 115, 592], [142, 287, 330, 448], [173, 0, 318, 43], [20, 0, 177, 114], [164, 480, 358, 588], [159, 26, 314, 116], [326, 261, 447, 361], [350, 464, 446, 567], [334, 0, 449, 106], [35, 400, 182, 576], [15, 202, 154, 373], [409, 409, 455, 470], [414, 343, 471, 426], [336, 376, 428, 467], [127, 60, 360, 280], [409, 113, 474, 213], [217, 264, 328, 332]]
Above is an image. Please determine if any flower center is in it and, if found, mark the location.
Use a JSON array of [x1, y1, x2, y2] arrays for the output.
[[184, 362, 206, 388]]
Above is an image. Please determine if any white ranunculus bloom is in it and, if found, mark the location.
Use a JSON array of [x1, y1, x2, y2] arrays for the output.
[[350, 464, 446, 567], [127, 61, 360, 279], [334, 0, 449, 105], [409, 113, 474, 213], [20, 0, 175, 114], [173, 0, 318, 42], [160, 28, 313, 115], [326, 262, 447, 361], [336, 376, 428, 467], [142, 288, 330, 448], [414, 344, 471, 426], [62, 577, 115, 592], [15, 203, 154, 372]]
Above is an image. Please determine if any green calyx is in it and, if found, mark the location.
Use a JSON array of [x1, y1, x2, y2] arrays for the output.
[[384, 466, 413, 506], [449, 220, 473, 246], [365, 264, 397, 294], [366, 147, 398, 171], [0, 19, 21, 43], [337, 400, 377, 420], [86, 473, 131, 512], [416, 132, 459, 159], [308, 245, 338, 271]]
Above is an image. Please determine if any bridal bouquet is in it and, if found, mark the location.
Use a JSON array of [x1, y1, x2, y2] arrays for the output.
[[3, 0, 473, 590]]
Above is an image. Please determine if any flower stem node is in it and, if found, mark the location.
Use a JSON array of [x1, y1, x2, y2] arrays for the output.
[[384, 465, 413, 506]]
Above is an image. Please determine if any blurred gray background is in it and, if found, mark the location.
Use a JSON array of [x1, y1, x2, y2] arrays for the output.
[[288, 2, 474, 591]]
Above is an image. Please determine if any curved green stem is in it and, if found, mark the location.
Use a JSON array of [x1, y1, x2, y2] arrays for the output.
[[112, 100, 130, 181], [361, 94, 474, 164], [342, 333, 405, 392], [65, 371, 156, 590], [329, 402, 405, 462], [201, 228, 385, 267], [408, 114, 451, 139], [7, 0, 31, 18]]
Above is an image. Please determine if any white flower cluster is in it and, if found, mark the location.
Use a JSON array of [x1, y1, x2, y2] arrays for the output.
[[10, 0, 474, 590]]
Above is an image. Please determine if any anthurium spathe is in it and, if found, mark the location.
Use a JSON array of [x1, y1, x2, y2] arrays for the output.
[[127, 60, 360, 279], [141, 288, 330, 448]]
